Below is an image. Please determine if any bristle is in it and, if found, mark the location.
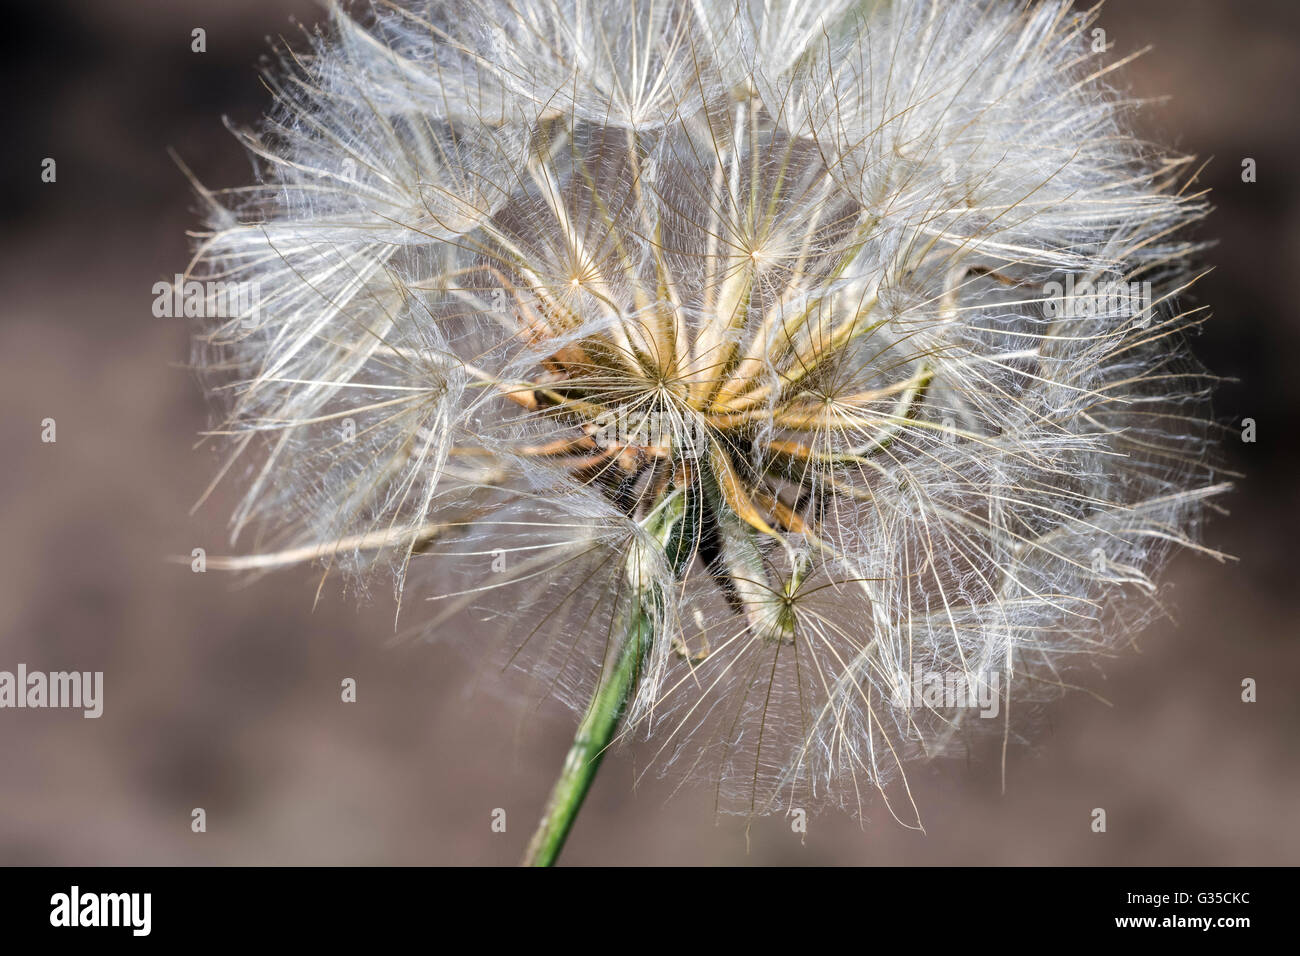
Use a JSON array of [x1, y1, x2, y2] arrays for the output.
[[189, 0, 1226, 822]]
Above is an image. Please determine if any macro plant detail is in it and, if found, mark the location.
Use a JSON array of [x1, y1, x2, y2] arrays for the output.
[[185, 0, 1228, 864]]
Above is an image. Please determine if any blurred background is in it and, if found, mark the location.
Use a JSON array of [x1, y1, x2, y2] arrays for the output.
[[0, 0, 1296, 865]]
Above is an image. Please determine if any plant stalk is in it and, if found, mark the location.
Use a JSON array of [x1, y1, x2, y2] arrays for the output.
[[521, 606, 651, 866]]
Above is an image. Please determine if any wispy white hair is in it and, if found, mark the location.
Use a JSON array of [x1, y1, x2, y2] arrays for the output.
[[187, 0, 1229, 825]]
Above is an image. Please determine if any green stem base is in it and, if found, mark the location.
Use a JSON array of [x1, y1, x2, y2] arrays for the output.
[[521, 608, 650, 866]]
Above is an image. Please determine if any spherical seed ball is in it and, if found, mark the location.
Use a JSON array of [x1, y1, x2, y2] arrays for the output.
[[188, 0, 1227, 823]]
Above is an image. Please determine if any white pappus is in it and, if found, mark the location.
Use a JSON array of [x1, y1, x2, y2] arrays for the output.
[[184, 0, 1230, 831]]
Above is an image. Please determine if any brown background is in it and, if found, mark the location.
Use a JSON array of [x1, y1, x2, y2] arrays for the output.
[[1, 0, 1296, 864]]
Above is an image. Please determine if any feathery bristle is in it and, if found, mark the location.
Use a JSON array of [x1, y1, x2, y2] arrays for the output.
[[187, 0, 1228, 823]]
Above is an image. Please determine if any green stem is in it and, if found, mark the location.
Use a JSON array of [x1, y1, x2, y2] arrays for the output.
[[521, 606, 651, 867]]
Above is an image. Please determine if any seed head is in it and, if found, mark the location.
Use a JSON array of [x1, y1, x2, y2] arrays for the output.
[[188, 0, 1228, 823]]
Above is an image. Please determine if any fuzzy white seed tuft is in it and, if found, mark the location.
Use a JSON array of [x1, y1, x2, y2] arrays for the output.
[[187, 0, 1229, 824]]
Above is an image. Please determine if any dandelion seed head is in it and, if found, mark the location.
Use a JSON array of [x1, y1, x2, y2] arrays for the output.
[[189, 0, 1227, 823]]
